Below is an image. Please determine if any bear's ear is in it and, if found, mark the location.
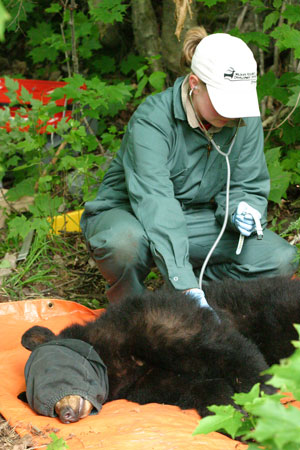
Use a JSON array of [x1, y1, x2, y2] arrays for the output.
[[21, 325, 56, 351]]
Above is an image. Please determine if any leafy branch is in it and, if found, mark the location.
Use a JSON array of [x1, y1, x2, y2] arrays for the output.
[[193, 325, 300, 449]]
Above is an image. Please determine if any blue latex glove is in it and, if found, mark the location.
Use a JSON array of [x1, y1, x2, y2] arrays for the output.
[[185, 288, 220, 322], [233, 201, 262, 237]]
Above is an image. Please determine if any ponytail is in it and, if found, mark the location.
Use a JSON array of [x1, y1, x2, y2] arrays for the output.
[[181, 26, 208, 68]]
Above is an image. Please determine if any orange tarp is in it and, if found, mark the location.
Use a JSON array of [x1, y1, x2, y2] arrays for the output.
[[0, 298, 248, 449]]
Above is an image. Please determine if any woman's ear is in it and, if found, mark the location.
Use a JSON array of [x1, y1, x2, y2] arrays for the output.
[[189, 74, 200, 92]]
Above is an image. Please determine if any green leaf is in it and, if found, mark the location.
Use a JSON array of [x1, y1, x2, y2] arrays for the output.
[[0, 0, 10, 41], [120, 54, 145, 75], [20, 86, 33, 104], [271, 24, 300, 58], [0, 259, 12, 269], [250, 0, 266, 7], [135, 75, 148, 99], [148, 71, 166, 92], [91, 299, 100, 308], [4, 76, 19, 96], [196, 0, 226, 6], [28, 194, 63, 218], [7, 216, 32, 240], [136, 65, 148, 82], [4, 0, 35, 32], [38, 175, 53, 192], [31, 217, 52, 237], [75, 11, 94, 38], [193, 405, 244, 439], [45, 3, 62, 13], [232, 383, 261, 406], [28, 23, 58, 63], [280, 121, 300, 146], [6, 155, 20, 168], [97, 55, 116, 74], [265, 352, 300, 401], [6, 178, 35, 201], [263, 11, 280, 32], [257, 71, 289, 103], [146, 271, 158, 281], [278, 72, 300, 86], [88, 0, 128, 24], [284, 218, 300, 236], [246, 400, 300, 447], [286, 85, 300, 107], [294, 324, 300, 338], [282, 5, 300, 25], [265, 147, 292, 203], [247, 444, 264, 450], [230, 29, 270, 51], [57, 155, 77, 171], [29, 44, 59, 64], [268, 165, 291, 203], [47, 432, 69, 450]]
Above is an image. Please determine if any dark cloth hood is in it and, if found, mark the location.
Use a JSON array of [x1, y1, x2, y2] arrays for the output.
[[24, 338, 109, 418]]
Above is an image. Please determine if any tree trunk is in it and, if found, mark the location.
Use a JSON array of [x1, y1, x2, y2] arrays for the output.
[[131, 0, 163, 72]]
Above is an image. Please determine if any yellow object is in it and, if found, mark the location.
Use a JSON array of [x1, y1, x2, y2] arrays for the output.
[[50, 209, 84, 234]]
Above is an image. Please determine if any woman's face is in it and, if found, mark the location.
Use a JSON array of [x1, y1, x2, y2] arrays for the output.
[[189, 75, 231, 128]]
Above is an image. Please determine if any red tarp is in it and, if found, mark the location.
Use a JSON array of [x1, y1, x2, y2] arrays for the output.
[[0, 78, 78, 132]]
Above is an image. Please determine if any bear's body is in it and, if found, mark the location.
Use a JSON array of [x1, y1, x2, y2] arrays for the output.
[[22, 276, 300, 419]]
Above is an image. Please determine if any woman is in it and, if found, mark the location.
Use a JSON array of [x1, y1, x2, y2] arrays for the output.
[[80, 27, 298, 303]]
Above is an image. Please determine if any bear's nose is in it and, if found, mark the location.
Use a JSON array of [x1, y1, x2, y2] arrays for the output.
[[59, 405, 79, 423]]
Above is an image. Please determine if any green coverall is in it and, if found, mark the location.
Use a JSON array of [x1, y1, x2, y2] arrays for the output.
[[80, 76, 298, 302]]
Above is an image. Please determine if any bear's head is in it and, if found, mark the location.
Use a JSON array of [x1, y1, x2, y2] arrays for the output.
[[20, 325, 109, 423]]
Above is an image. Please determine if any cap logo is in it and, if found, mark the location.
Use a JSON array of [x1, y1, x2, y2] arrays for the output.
[[224, 67, 235, 79], [224, 67, 256, 83]]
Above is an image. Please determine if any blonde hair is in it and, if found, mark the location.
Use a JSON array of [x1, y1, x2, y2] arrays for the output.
[[181, 26, 208, 68]]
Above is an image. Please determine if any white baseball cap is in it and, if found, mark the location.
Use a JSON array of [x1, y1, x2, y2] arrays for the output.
[[191, 33, 260, 118]]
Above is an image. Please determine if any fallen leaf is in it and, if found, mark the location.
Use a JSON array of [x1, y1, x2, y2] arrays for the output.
[[0, 252, 17, 285]]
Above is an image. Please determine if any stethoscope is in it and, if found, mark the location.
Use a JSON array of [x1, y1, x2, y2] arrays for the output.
[[188, 87, 242, 292]]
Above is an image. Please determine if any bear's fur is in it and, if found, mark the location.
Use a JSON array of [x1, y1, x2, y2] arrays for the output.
[[22, 276, 300, 417]]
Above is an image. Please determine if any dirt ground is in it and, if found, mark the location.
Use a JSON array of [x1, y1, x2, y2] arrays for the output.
[[0, 416, 33, 450], [0, 231, 166, 308]]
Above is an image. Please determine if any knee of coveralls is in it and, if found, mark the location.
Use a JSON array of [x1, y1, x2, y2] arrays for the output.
[[80, 209, 153, 300], [271, 239, 299, 276], [183, 206, 299, 281], [251, 228, 299, 277], [202, 229, 299, 282]]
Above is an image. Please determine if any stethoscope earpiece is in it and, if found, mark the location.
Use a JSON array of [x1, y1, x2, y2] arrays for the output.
[[189, 86, 198, 96]]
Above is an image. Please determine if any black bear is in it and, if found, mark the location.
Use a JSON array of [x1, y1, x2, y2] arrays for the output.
[[21, 276, 300, 424]]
